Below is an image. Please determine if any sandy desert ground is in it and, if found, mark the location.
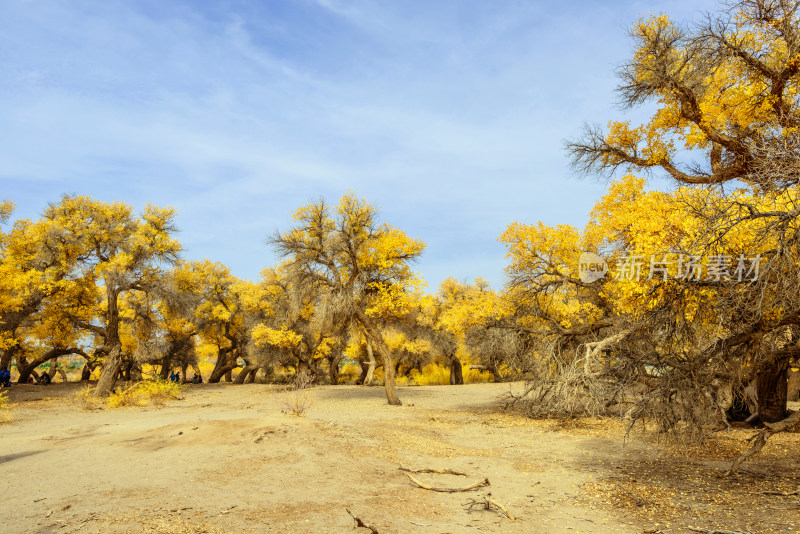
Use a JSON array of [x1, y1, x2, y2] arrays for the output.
[[2, 382, 799, 534]]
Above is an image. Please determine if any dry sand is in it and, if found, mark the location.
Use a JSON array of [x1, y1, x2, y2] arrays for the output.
[[1, 382, 797, 533]]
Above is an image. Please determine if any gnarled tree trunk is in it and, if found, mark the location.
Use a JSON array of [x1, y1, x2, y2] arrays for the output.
[[355, 309, 400, 405], [362, 339, 376, 386], [234, 363, 258, 384], [93, 345, 123, 397], [449, 352, 464, 385], [757, 359, 789, 423], [209, 348, 239, 383]]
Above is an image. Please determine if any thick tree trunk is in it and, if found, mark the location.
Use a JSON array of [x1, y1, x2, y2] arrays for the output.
[[158, 358, 172, 380], [363, 340, 376, 386], [93, 285, 123, 397], [93, 345, 123, 397], [209, 350, 239, 383], [354, 310, 400, 405], [328, 355, 341, 385], [81, 363, 93, 381], [0, 345, 15, 370], [757, 360, 789, 423], [16, 356, 35, 384], [234, 365, 258, 384], [449, 353, 464, 385]]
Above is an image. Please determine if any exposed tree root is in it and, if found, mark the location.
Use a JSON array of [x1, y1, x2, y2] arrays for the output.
[[403, 472, 490, 492], [346, 509, 379, 534], [463, 494, 515, 520], [398, 466, 468, 477], [687, 527, 754, 534], [726, 410, 800, 475]]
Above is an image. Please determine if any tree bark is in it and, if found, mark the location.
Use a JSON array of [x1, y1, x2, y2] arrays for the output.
[[93, 345, 123, 397], [81, 363, 92, 381], [354, 309, 401, 405], [757, 359, 789, 423], [93, 285, 122, 397], [363, 339, 376, 386], [449, 352, 464, 385], [328, 353, 342, 385], [0, 345, 15, 371], [234, 364, 258, 384], [158, 358, 172, 380], [209, 349, 239, 383]]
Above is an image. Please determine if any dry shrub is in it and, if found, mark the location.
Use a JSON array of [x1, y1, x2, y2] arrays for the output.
[[76, 379, 183, 409], [280, 388, 313, 416], [76, 385, 105, 410], [293, 368, 314, 390], [280, 369, 314, 416], [108, 379, 184, 407], [507, 358, 631, 419], [0, 390, 11, 423]]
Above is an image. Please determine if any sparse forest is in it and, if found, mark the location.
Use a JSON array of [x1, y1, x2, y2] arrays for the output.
[[2, 1, 800, 533]]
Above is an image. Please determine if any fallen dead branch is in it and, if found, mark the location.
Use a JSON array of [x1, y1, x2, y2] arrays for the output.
[[759, 487, 800, 496], [687, 528, 754, 534], [346, 508, 379, 534], [726, 410, 800, 475], [398, 466, 468, 477], [463, 494, 515, 520], [404, 472, 490, 493]]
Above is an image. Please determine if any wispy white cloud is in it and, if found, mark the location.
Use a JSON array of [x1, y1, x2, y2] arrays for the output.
[[0, 0, 721, 287]]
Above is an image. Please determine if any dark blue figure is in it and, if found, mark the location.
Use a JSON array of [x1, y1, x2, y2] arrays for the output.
[[0, 367, 11, 387], [169, 371, 179, 383]]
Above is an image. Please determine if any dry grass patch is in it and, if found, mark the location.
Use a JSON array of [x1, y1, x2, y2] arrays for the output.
[[580, 446, 800, 534], [76, 380, 184, 409], [0, 389, 11, 423]]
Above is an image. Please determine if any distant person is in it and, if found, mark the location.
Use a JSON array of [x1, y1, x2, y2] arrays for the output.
[[192, 373, 202, 384], [0, 367, 11, 387], [169, 371, 179, 383], [39, 373, 51, 385]]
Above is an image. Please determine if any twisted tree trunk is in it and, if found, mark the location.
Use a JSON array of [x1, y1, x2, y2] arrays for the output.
[[354, 309, 400, 405], [362, 339, 376, 386], [757, 359, 789, 423]]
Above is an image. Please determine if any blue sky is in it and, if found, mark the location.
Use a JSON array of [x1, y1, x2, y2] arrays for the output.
[[0, 0, 720, 289]]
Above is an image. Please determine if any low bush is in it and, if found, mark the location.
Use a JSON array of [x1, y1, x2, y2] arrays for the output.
[[76, 379, 183, 409], [107, 379, 184, 408], [279, 370, 314, 416], [280, 388, 313, 416], [396, 363, 494, 386]]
